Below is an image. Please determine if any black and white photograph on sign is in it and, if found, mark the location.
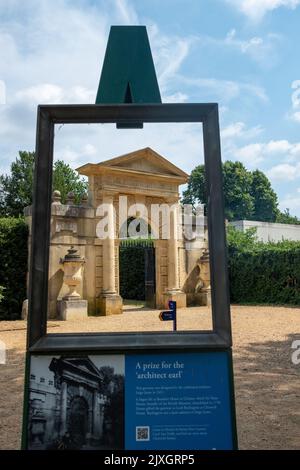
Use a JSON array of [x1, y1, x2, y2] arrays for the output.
[[27, 355, 124, 450]]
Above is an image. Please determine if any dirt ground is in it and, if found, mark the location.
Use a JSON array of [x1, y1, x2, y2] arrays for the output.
[[0, 304, 299, 450]]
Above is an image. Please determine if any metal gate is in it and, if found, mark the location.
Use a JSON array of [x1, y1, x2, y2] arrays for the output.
[[144, 244, 156, 308], [119, 240, 156, 307]]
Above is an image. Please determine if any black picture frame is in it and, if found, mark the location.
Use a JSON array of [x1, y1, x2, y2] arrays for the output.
[[27, 103, 232, 352]]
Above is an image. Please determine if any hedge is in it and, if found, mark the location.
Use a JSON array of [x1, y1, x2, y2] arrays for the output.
[[119, 240, 154, 301], [0, 218, 28, 319], [1, 217, 299, 319], [228, 239, 300, 305]]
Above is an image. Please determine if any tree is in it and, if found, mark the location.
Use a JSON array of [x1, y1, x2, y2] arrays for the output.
[[276, 208, 300, 225], [249, 170, 278, 222], [182, 161, 254, 220], [52, 160, 88, 204], [0, 151, 88, 216], [223, 161, 254, 220], [182, 161, 279, 222], [181, 165, 206, 206], [0, 151, 35, 217], [226, 225, 258, 258]]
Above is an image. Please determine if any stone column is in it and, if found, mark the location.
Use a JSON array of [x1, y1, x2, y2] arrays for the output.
[[60, 380, 68, 436], [97, 192, 123, 315], [92, 391, 101, 440], [164, 200, 186, 308], [102, 194, 116, 294], [168, 203, 180, 291]]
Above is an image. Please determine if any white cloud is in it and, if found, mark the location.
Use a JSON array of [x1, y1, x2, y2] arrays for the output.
[[279, 194, 300, 212], [224, 139, 300, 169], [233, 143, 266, 167], [289, 80, 300, 122], [0, 0, 199, 175], [291, 111, 300, 122], [226, 0, 300, 22], [163, 92, 188, 103], [180, 76, 268, 103], [221, 121, 263, 140], [223, 29, 280, 66], [52, 121, 204, 176], [220, 121, 265, 167], [114, 0, 139, 24], [197, 29, 281, 67], [149, 24, 193, 93], [54, 142, 97, 164], [0, 80, 6, 105], [15, 84, 94, 105], [267, 163, 300, 181]]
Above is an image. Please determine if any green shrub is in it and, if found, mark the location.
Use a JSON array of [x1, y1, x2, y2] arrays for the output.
[[228, 227, 300, 305], [0, 218, 28, 319], [0, 286, 4, 302], [119, 242, 145, 300]]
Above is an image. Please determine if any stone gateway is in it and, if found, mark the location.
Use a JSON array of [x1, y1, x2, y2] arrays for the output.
[[27, 356, 124, 449], [24, 147, 210, 318]]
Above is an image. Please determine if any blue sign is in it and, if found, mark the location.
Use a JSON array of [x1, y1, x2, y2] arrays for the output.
[[125, 352, 234, 450], [159, 311, 174, 321], [159, 300, 177, 330]]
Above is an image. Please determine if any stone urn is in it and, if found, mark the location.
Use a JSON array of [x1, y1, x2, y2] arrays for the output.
[[195, 248, 211, 306], [62, 246, 85, 300]]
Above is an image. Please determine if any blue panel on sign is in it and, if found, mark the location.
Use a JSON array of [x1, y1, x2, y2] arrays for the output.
[[160, 311, 174, 321], [125, 352, 234, 450]]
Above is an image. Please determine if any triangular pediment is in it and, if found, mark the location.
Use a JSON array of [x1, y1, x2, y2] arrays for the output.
[[77, 147, 188, 181], [64, 357, 102, 378]]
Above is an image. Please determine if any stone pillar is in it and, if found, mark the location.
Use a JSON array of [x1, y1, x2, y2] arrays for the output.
[[168, 204, 180, 291], [92, 391, 101, 440], [164, 201, 186, 308], [103, 195, 116, 294], [97, 193, 123, 315], [60, 381, 68, 436]]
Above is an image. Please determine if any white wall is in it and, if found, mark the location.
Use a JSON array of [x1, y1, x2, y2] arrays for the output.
[[229, 220, 300, 243]]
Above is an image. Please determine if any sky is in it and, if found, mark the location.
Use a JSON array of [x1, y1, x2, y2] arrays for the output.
[[1, 0, 300, 216]]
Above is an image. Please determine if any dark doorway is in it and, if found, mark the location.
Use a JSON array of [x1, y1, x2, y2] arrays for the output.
[[119, 239, 156, 308], [68, 396, 88, 446]]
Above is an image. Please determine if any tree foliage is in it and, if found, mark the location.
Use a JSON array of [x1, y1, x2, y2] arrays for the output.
[[226, 225, 258, 257], [249, 169, 279, 222], [0, 151, 35, 217], [0, 151, 88, 216], [276, 208, 300, 225], [52, 160, 88, 204], [182, 161, 279, 222]]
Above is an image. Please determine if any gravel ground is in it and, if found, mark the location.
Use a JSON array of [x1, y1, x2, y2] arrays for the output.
[[0, 304, 299, 450]]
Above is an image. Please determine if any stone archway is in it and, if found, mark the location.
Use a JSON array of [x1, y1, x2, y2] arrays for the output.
[[77, 147, 189, 316], [24, 146, 210, 319]]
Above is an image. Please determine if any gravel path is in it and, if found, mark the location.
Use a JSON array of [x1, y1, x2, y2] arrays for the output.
[[0, 305, 299, 450]]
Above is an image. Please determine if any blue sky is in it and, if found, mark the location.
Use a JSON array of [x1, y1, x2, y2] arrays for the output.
[[1, 0, 300, 215]]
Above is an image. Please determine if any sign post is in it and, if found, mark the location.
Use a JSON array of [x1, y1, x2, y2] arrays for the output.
[[159, 300, 177, 331]]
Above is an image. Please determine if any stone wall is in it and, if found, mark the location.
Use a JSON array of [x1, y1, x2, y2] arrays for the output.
[[230, 219, 300, 243], [25, 195, 210, 318]]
